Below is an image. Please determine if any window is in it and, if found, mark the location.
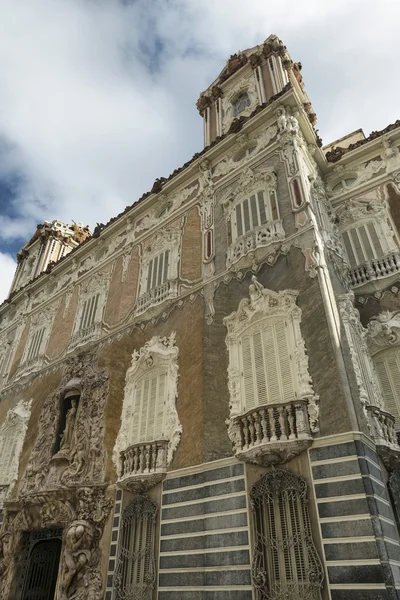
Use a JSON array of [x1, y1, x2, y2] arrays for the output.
[[146, 251, 170, 292], [374, 348, 400, 428], [240, 319, 296, 411], [342, 222, 384, 268], [232, 92, 250, 117], [26, 327, 45, 361], [79, 293, 99, 330], [251, 469, 323, 600], [114, 495, 157, 600], [130, 371, 166, 444], [232, 189, 278, 242], [114, 334, 182, 477]]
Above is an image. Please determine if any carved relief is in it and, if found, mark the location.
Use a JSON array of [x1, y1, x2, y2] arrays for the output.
[[0, 399, 32, 495], [367, 311, 400, 355], [338, 293, 384, 416], [221, 69, 259, 133]]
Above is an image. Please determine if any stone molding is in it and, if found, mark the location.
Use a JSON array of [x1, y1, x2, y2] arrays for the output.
[[0, 399, 31, 495], [366, 310, 400, 356], [113, 333, 182, 485]]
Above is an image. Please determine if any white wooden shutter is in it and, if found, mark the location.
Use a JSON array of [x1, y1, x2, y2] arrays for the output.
[[130, 372, 167, 444], [342, 222, 384, 267], [240, 320, 296, 411], [27, 327, 45, 360], [374, 349, 400, 428]]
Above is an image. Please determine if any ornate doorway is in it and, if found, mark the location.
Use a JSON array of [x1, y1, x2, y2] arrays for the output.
[[18, 530, 62, 600]]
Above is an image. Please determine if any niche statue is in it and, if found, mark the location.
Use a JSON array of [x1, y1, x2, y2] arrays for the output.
[[60, 399, 78, 451]]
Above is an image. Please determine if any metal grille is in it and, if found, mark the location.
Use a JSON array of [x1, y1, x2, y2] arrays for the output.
[[251, 469, 323, 600], [18, 530, 62, 600], [114, 495, 157, 600]]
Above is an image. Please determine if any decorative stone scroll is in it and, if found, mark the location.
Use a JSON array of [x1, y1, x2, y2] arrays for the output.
[[0, 399, 32, 495], [366, 311, 400, 356]]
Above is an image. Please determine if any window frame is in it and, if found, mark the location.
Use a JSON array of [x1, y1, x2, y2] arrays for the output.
[[230, 185, 279, 243]]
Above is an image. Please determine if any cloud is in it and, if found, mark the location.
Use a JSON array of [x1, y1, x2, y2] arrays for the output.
[[0, 252, 16, 301], [0, 0, 399, 298]]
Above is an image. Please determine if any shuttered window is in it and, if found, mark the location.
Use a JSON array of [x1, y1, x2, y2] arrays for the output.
[[26, 328, 45, 361], [342, 222, 384, 268], [232, 190, 278, 242], [115, 496, 156, 600], [146, 250, 170, 292], [374, 348, 400, 428], [239, 320, 296, 411], [129, 371, 166, 444], [79, 294, 99, 330], [251, 470, 323, 600]]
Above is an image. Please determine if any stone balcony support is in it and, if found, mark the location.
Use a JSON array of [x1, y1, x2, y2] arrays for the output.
[[367, 405, 400, 469], [118, 439, 168, 492], [349, 252, 400, 289], [230, 398, 313, 466], [226, 220, 285, 269]]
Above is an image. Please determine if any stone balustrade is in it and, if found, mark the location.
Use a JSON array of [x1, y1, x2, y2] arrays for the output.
[[231, 398, 313, 466], [68, 322, 102, 353], [367, 405, 400, 469], [16, 355, 45, 379], [136, 280, 178, 315], [118, 439, 168, 491], [226, 220, 285, 268], [349, 252, 400, 288]]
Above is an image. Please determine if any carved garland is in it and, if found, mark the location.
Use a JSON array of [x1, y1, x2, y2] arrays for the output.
[[0, 399, 32, 502], [223, 277, 319, 433]]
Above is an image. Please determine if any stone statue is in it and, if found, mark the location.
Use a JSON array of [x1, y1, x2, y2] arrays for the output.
[[60, 520, 94, 600], [60, 399, 77, 451]]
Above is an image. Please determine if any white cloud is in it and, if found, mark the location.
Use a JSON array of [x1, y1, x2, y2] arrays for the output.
[[0, 252, 16, 302], [0, 0, 399, 297]]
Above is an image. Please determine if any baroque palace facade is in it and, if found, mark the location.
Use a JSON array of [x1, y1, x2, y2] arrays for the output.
[[2, 32, 400, 600]]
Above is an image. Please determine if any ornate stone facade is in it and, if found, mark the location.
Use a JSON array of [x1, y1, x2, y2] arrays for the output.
[[1, 32, 400, 600]]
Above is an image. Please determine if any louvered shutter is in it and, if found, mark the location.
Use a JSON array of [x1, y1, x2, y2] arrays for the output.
[[240, 320, 296, 411], [130, 371, 167, 444], [155, 373, 166, 439], [374, 350, 400, 427], [130, 383, 142, 443]]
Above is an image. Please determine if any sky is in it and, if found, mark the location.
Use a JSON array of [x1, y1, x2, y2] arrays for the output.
[[0, 0, 399, 301]]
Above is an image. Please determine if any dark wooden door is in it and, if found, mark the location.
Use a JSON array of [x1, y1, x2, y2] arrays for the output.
[[21, 538, 61, 600]]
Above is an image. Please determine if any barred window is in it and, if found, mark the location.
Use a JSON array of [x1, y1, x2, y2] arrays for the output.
[[79, 293, 99, 330], [232, 189, 278, 242], [115, 495, 157, 600], [130, 371, 166, 444], [146, 250, 170, 292], [374, 348, 400, 428], [239, 319, 296, 412], [251, 469, 323, 600], [342, 222, 384, 268], [26, 327, 45, 361]]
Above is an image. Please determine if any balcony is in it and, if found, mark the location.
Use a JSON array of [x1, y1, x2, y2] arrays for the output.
[[16, 355, 45, 379], [68, 322, 102, 353], [136, 280, 178, 316], [367, 405, 400, 469], [349, 252, 400, 289], [226, 220, 285, 269], [118, 440, 168, 492], [230, 399, 313, 466]]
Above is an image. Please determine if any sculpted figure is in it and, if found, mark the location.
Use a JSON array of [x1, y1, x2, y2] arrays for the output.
[[60, 521, 93, 600], [60, 399, 77, 450], [0, 532, 12, 579]]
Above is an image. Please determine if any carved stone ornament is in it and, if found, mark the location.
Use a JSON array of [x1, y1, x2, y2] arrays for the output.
[[221, 69, 259, 133], [0, 353, 112, 600], [224, 278, 319, 434], [139, 228, 182, 296], [72, 270, 110, 332], [338, 293, 384, 416], [113, 333, 182, 489], [366, 311, 400, 357], [219, 165, 277, 214], [0, 399, 32, 493], [16, 303, 59, 379]]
